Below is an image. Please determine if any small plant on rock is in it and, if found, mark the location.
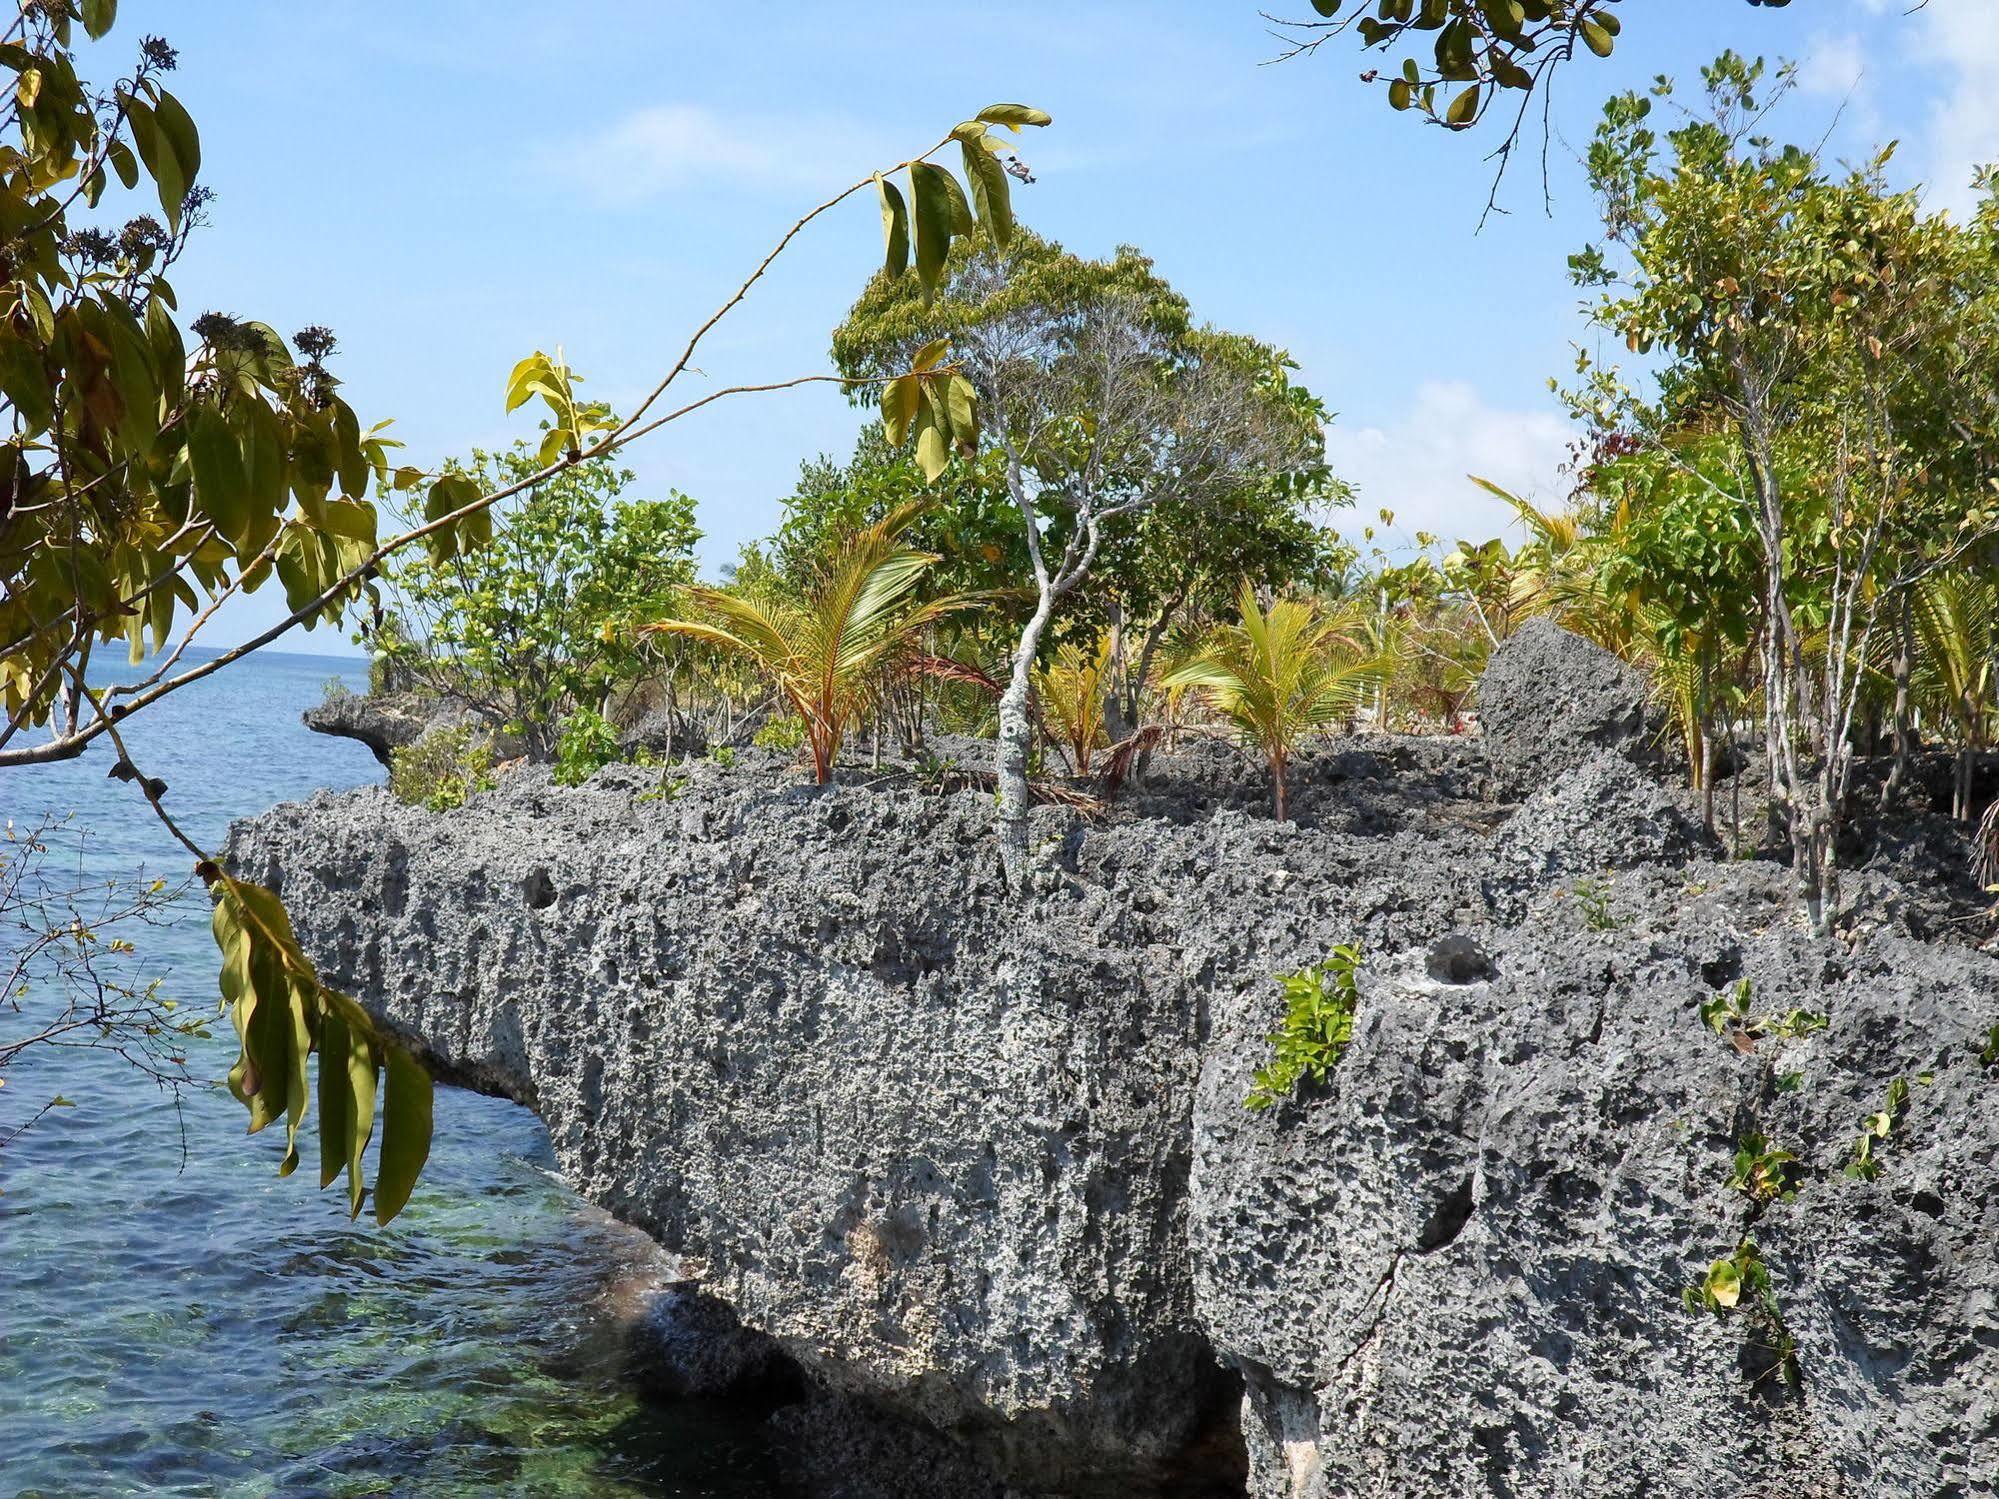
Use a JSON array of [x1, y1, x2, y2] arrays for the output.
[[389, 726, 497, 812], [708, 744, 738, 770], [914, 751, 965, 792], [1682, 1238, 1800, 1387], [1726, 1132, 1799, 1202], [1571, 876, 1619, 931], [1246, 944, 1363, 1111], [553, 706, 622, 787], [1699, 979, 1828, 1051], [1845, 1077, 1910, 1181], [1979, 1024, 1999, 1069]]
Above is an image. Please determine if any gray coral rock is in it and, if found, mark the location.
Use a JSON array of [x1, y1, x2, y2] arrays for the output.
[[228, 736, 1999, 1498], [1478, 617, 1658, 786]]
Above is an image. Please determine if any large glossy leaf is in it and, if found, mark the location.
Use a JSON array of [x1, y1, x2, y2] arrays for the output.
[[875, 173, 908, 280], [374, 1044, 433, 1226], [186, 404, 249, 544], [961, 139, 1013, 250], [908, 162, 956, 305]]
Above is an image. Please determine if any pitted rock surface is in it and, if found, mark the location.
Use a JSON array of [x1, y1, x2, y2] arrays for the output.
[[229, 733, 1999, 1499]]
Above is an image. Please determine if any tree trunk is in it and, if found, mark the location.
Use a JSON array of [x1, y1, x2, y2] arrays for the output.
[[997, 591, 1058, 887], [1270, 750, 1288, 823], [1883, 591, 1914, 809]]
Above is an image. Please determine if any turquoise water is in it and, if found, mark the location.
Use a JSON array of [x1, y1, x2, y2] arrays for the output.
[[1, 650, 789, 1497]]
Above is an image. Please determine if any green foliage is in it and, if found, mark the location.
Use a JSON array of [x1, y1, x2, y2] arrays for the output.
[[1699, 979, 1828, 1047], [210, 872, 431, 1224], [1273, 2, 1793, 134], [648, 503, 977, 784], [751, 715, 807, 753], [1036, 634, 1113, 775], [1726, 1132, 1798, 1202], [1165, 582, 1386, 821], [1682, 1237, 1800, 1386], [1845, 1077, 1910, 1181], [389, 727, 496, 813], [379, 439, 699, 760], [708, 744, 738, 770], [553, 706, 622, 787], [1571, 876, 1619, 931], [1981, 1025, 1999, 1070], [0, 14, 401, 743], [1246, 945, 1364, 1111]]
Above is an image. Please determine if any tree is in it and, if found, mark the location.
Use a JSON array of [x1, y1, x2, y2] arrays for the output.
[[1569, 55, 1999, 931], [1163, 580, 1383, 821], [0, 4, 1047, 1217], [840, 234, 1329, 880], [376, 439, 699, 761], [644, 502, 974, 784], [1271, 2, 1792, 137]]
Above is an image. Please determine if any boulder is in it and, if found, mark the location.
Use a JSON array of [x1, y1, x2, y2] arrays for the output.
[[1478, 618, 1657, 786]]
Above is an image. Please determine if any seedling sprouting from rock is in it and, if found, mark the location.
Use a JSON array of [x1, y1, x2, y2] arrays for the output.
[[1699, 979, 1828, 1054], [1570, 876, 1619, 931], [1726, 1132, 1799, 1203], [1245, 944, 1362, 1111], [1683, 1238, 1800, 1387], [1845, 1078, 1910, 1181]]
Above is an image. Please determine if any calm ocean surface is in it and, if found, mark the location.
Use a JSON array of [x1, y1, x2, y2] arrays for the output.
[[1, 649, 787, 1497]]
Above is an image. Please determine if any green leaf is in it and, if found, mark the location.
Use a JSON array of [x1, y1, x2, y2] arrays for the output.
[[1445, 84, 1481, 128], [105, 136, 138, 189], [151, 89, 201, 194], [374, 1044, 433, 1226], [80, 0, 116, 39], [909, 161, 957, 306], [945, 374, 977, 447], [1580, 18, 1613, 57], [975, 103, 1052, 129], [187, 404, 250, 544], [914, 418, 949, 481], [961, 138, 1014, 250], [317, 1008, 355, 1192], [121, 95, 186, 228], [882, 374, 919, 448], [875, 173, 909, 280]]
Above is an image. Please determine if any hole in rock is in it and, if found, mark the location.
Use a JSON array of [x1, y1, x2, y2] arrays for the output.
[[1426, 934, 1495, 985]]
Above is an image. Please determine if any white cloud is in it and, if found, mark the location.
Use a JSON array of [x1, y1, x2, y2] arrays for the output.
[[561, 103, 886, 203], [1324, 381, 1575, 547], [1892, 0, 1999, 215], [1797, 31, 1880, 138]]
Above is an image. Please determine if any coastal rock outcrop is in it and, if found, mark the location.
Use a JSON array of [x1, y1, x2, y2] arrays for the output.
[[301, 689, 517, 767], [235, 635, 1999, 1498]]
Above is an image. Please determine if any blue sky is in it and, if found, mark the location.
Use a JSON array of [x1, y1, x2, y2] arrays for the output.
[[138, 1, 1998, 650]]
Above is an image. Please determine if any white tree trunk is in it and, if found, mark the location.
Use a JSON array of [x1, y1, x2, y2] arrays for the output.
[[996, 590, 1057, 888]]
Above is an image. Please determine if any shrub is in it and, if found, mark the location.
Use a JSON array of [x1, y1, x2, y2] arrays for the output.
[[1246, 944, 1363, 1111], [321, 677, 354, 704], [389, 727, 497, 812], [553, 706, 622, 787], [752, 714, 807, 753]]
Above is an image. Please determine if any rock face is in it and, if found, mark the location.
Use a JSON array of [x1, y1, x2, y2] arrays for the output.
[[232, 699, 1999, 1497], [301, 689, 517, 767], [1478, 617, 1657, 785]]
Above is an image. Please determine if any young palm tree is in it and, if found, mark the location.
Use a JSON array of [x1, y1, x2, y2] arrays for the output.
[[1163, 580, 1386, 821], [643, 503, 969, 784], [1034, 633, 1113, 776], [1910, 568, 1999, 821]]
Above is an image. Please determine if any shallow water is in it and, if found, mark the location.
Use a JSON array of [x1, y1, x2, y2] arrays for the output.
[[1, 649, 789, 1497]]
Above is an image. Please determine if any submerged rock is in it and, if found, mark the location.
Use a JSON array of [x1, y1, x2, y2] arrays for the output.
[[229, 729, 1999, 1498]]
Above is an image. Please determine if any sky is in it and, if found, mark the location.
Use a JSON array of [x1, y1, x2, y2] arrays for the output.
[[129, 0, 1999, 651]]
